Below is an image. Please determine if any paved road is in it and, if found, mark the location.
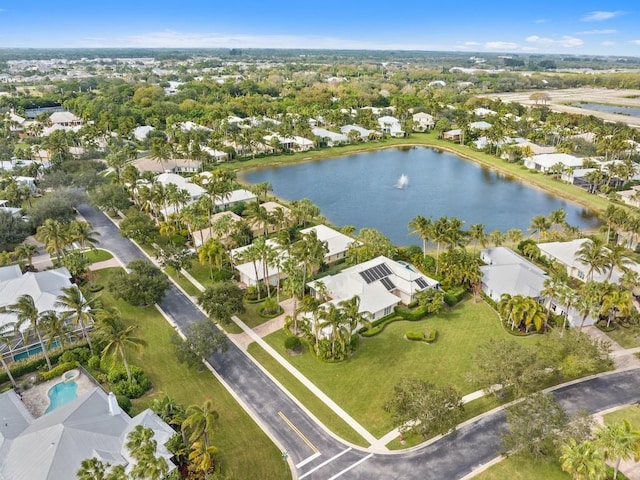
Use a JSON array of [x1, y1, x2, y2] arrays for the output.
[[79, 203, 640, 479]]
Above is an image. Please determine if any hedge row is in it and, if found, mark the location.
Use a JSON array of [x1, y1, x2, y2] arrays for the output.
[[40, 361, 79, 381], [394, 305, 428, 321], [361, 316, 404, 337]]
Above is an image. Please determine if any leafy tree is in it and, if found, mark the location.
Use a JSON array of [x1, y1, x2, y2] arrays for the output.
[[0, 211, 32, 251], [55, 285, 99, 353], [174, 319, 227, 369], [384, 377, 464, 438], [108, 260, 170, 306], [414, 288, 445, 315], [61, 250, 90, 280], [27, 189, 81, 227], [90, 183, 132, 214], [437, 248, 481, 290], [156, 244, 194, 277], [119, 208, 159, 244], [197, 282, 245, 324], [501, 392, 568, 460]]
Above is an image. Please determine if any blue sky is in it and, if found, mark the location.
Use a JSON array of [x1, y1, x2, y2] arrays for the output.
[[1, 1, 639, 56]]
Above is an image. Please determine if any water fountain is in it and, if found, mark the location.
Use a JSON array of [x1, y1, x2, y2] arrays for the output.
[[396, 173, 409, 189]]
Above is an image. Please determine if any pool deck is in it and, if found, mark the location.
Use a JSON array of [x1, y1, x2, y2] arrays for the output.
[[20, 371, 97, 417]]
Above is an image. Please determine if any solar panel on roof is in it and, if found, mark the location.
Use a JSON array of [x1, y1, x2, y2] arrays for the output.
[[415, 277, 429, 289], [359, 263, 393, 284], [380, 277, 395, 291]]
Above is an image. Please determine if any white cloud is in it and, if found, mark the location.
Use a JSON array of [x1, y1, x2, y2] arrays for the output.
[[526, 35, 584, 48], [535, 19, 548, 24], [575, 29, 616, 35], [601, 41, 616, 46], [463, 41, 481, 46], [632, 40, 640, 45], [484, 41, 519, 50], [581, 11, 625, 21]]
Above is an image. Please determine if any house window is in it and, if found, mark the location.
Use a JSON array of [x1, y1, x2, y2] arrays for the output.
[[384, 306, 392, 316], [577, 271, 585, 280]]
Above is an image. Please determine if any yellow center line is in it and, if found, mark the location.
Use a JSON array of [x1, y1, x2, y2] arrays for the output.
[[278, 411, 319, 453]]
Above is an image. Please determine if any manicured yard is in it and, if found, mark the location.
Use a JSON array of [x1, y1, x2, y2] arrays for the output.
[[239, 299, 280, 329], [165, 266, 202, 297], [474, 456, 569, 480], [247, 343, 368, 447], [87, 268, 290, 480], [604, 324, 640, 349], [84, 248, 114, 263], [262, 300, 521, 437], [603, 404, 640, 428]]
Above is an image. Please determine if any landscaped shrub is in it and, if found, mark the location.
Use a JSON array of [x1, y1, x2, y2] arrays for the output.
[[59, 347, 91, 365], [116, 394, 132, 414], [425, 329, 438, 343], [406, 331, 425, 342], [394, 305, 428, 321], [259, 297, 283, 318], [39, 361, 79, 381], [284, 336, 302, 351], [443, 287, 466, 307], [87, 355, 102, 372], [211, 269, 233, 282], [108, 365, 152, 399], [360, 315, 404, 337], [88, 283, 104, 292]]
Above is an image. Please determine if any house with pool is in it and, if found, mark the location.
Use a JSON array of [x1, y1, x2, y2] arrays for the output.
[[307, 256, 439, 321], [0, 265, 83, 363], [0, 387, 175, 480]]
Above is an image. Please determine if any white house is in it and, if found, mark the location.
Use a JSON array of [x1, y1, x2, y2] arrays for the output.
[[49, 111, 82, 127], [0, 388, 175, 480], [155, 172, 205, 202], [0, 200, 22, 218], [300, 225, 356, 264], [479, 247, 547, 303], [524, 153, 584, 173], [311, 127, 349, 146], [377, 116, 405, 137], [469, 121, 492, 131], [215, 188, 257, 210], [307, 256, 439, 321], [412, 112, 435, 131], [0, 266, 79, 360], [231, 239, 287, 287], [132, 125, 155, 141], [340, 125, 377, 141], [473, 107, 497, 118]]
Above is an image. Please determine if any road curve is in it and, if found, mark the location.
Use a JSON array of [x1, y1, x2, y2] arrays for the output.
[[78, 203, 640, 479]]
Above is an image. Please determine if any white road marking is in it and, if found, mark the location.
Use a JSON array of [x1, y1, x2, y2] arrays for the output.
[[298, 447, 352, 479], [295, 451, 322, 469], [327, 453, 374, 480]]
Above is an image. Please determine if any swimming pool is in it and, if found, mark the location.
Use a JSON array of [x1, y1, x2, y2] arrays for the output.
[[45, 381, 78, 413]]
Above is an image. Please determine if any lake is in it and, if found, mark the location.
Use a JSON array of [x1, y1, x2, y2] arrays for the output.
[[572, 103, 640, 118], [241, 147, 600, 246]]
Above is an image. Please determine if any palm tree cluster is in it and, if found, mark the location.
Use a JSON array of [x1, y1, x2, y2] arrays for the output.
[[560, 419, 640, 480], [35, 219, 100, 264], [498, 294, 547, 333]]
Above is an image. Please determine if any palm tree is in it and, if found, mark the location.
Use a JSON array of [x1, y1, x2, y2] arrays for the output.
[[560, 439, 606, 480], [7, 294, 52, 369], [0, 324, 17, 389], [292, 230, 328, 290], [597, 420, 640, 480], [253, 236, 278, 298], [488, 230, 505, 247], [182, 399, 219, 447], [468, 223, 487, 253], [549, 208, 567, 231], [39, 310, 71, 350], [317, 303, 345, 359], [601, 288, 634, 328], [250, 181, 273, 203], [189, 441, 218, 474], [339, 295, 370, 339], [198, 238, 227, 280], [69, 220, 100, 256], [54, 285, 98, 353], [528, 214, 551, 240], [603, 244, 631, 282], [408, 215, 433, 259], [36, 219, 70, 264], [76, 458, 107, 480], [149, 137, 173, 171], [13, 243, 38, 268], [126, 425, 169, 480], [576, 238, 609, 281], [244, 200, 270, 237], [97, 313, 146, 382], [282, 257, 305, 333]]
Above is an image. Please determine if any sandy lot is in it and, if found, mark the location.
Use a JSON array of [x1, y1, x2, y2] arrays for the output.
[[481, 87, 640, 128]]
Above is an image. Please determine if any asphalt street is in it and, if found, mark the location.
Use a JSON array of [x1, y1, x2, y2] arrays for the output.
[[78, 203, 640, 479]]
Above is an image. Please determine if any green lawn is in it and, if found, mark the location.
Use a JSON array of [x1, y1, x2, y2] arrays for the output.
[[239, 300, 278, 329], [165, 266, 202, 297], [261, 300, 518, 437], [87, 268, 290, 480], [603, 404, 640, 428], [604, 324, 640, 349], [84, 248, 114, 263], [247, 343, 368, 447], [474, 456, 570, 480]]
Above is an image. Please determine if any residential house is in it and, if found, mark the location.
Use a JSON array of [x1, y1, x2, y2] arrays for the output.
[[524, 153, 583, 173], [202, 146, 229, 163], [469, 121, 492, 132], [132, 157, 202, 174], [0, 388, 175, 480], [132, 125, 155, 142], [248, 202, 293, 237], [0, 266, 78, 361], [49, 111, 82, 127], [412, 112, 435, 131], [307, 256, 439, 322], [377, 116, 405, 137], [473, 107, 497, 118], [192, 211, 243, 248], [300, 225, 356, 264], [230, 239, 287, 287], [0, 199, 22, 218], [479, 247, 547, 303], [311, 127, 349, 147], [443, 129, 462, 141], [340, 125, 377, 141], [214, 188, 257, 211], [617, 185, 640, 208]]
